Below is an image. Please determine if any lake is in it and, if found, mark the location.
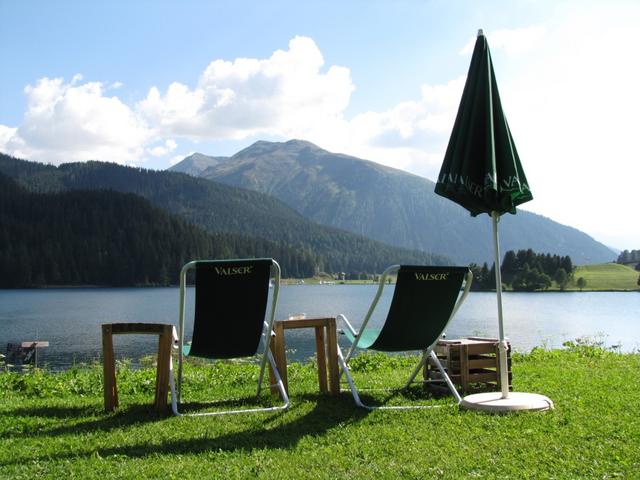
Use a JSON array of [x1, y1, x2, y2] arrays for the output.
[[1, 286, 638, 370]]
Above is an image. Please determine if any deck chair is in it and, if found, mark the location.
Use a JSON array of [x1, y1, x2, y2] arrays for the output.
[[170, 258, 289, 416], [337, 265, 473, 410]]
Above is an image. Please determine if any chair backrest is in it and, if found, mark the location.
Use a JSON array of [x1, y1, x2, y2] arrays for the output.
[[186, 259, 274, 359], [368, 266, 470, 352]]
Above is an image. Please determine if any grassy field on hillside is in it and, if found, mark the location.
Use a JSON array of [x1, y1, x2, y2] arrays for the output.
[[1, 345, 639, 479], [573, 263, 639, 291], [292, 263, 640, 291]]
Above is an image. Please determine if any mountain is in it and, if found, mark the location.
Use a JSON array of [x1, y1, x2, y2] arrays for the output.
[[195, 139, 615, 265], [169, 152, 229, 176], [0, 153, 450, 276]]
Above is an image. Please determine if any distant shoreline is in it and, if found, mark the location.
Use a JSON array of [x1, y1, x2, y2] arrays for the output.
[[1, 283, 637, 293], [2, 262, 636, 291]]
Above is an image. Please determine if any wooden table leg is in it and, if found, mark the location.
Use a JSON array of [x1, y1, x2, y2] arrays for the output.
[[315, 326, 328, 393], [154, 325, 173, 412], [102, 324, 118, 412], [273, 321, 288, 397], [325, 318, 340, 395]]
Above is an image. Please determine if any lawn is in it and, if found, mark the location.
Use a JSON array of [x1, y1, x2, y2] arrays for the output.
[[573, 263, 639, 291], [1, 346, 639, 479]]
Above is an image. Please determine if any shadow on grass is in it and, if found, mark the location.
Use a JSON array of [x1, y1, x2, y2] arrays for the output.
[[2, 393, 291, 439], [344, 381, 455, 409], [175, 395, 285, 415], [0, 403, 169, 438], [105, 395, 368, 456], [0, 394, 370, 466], [0, 404, 99, 420]]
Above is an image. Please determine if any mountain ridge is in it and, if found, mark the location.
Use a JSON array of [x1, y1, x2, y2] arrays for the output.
[[173, 139, 615, 265], [171, 152, 229, 176]]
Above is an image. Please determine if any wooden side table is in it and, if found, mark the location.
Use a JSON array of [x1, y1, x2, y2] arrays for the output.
[[268, 317, 340, 397], [101, 323, 176, 412]]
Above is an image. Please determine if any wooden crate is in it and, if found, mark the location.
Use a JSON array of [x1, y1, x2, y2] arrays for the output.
[[423, 337, 511, 393]]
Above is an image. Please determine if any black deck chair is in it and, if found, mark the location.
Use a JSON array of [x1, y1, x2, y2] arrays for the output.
[[338, 265, 473, 410], [170, 258, 289, 416]]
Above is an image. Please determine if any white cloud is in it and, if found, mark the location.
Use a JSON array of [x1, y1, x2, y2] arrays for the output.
[[0, 125, 18, 152], [0, 36, 462, 175], [1, 76, 152, 165], [1, 37, 356, 166], [299, 76, 465, 178], [137, 36, 355, 141], [147, 139, 177, 157]]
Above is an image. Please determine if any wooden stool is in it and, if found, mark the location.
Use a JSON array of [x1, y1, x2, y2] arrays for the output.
[[268, 317, 340, 397], [102, 323, 176, 412]]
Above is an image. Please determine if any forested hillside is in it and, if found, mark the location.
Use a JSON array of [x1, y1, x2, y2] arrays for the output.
[[0, 154, 450, 283], [617, 249, 640, 265], [470, 249, 575, 291], [0, 174, 323, 286]]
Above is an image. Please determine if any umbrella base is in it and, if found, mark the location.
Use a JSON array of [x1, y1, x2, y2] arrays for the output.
[[460, 391, 554, 413]]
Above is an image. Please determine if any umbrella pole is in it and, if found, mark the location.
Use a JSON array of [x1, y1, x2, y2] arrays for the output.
[[458, 213, 554, 413], [460, 211, 553, 411], [491, 211, 510, 399]]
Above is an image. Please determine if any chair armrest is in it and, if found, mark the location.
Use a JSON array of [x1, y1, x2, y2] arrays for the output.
[[337, 314, 357, 336]]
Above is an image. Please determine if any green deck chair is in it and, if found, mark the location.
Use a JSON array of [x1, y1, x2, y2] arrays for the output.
[[170, 258, 289, 416], [338, 265, 473, 409]]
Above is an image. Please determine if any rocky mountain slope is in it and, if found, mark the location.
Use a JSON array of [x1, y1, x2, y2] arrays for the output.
[[174, 139, 615, 265]]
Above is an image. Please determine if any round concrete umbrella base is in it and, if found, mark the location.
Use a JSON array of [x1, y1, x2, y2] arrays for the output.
[[461, 392, 554, 413]]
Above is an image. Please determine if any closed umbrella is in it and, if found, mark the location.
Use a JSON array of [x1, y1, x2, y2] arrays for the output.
[[435, 29, 553, 412]]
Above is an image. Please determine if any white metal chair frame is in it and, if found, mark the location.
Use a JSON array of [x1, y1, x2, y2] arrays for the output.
[[337, 265, 473, 410], [170, 259, 289, 416]]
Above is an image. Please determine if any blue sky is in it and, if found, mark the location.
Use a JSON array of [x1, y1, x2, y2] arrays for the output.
[[1, 0, 639, 250]]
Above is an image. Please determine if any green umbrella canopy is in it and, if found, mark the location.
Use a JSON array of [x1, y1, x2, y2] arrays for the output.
[[435, 31, 532, 217]]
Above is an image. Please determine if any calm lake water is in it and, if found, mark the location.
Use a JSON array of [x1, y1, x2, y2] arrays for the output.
[[1, 286, 638, 370]]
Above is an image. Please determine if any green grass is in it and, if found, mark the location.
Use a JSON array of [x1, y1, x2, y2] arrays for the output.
[[573, 263, 639, 291], [1, 347, 639, 479]]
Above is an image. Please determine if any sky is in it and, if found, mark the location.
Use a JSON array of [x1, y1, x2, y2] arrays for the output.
[[1, 0, 638, 251]]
